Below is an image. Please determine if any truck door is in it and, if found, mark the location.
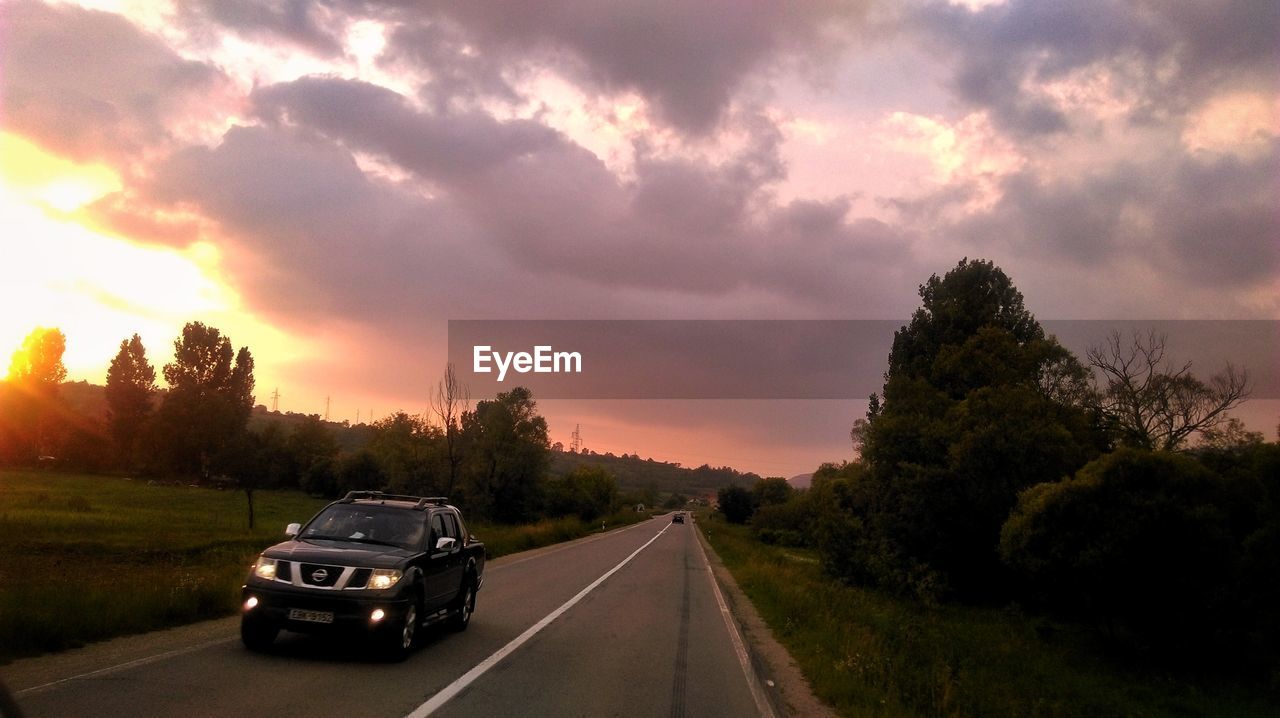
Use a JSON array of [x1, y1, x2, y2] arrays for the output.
[[425, 512, 465, 610]]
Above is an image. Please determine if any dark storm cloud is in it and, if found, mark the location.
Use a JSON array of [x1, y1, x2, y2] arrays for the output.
[[1154, 145, 1280, 285], [146, 124, 485, 319], [380, 0, 865, 133], [174, 0, 346, 57], [0, 0, 230, 162], [910, 0, 1279, 135], [944, 142, 1279, 287], [247, 75, 920, 305], [380, 20, 521, 112], [252, 77, 563, 178]]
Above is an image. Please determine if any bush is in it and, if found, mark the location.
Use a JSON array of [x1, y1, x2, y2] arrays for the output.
[[544, 466, 618, 521], [1001, 447, 1278, 663], [717, 485, 754, 524], [751, 489, 815, 547]]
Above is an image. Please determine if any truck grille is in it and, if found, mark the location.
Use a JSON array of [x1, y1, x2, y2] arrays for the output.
[[267, 561, 373, 589], [300, 563, 342, 587]]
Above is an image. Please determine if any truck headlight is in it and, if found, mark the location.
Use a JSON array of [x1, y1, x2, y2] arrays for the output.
[[253, 556, 278, 581], [368, 569, 402, 590]]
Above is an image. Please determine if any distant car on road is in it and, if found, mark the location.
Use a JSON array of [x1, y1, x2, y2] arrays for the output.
[[240, 491, 484, 660], [672, 512, 685, 524]]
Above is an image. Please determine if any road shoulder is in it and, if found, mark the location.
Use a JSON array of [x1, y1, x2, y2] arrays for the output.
[[695, 521, 838, 718]]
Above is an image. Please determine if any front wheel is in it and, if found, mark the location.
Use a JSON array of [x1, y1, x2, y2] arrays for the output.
[[241, 617, 278, 652], [448, 578, 476, 632], [382, 602, 418, 662]]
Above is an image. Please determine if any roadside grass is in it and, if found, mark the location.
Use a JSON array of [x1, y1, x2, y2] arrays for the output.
[[697, 511, 1280, 718], [0, 470, 329, 663], [0, 470, 653, 664], [474, 509, 651, 559]]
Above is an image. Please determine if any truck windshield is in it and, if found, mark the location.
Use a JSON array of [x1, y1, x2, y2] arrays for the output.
[[301, 505, 426, 550]]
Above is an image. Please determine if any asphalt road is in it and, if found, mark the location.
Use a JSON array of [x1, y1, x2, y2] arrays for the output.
[[8, 516, 773, 718]]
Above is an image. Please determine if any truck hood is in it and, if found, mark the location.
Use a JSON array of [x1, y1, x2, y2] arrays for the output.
[[262, 539, 418, 568]]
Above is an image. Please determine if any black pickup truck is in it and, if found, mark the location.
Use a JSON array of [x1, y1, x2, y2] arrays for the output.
[[240, 491, 485, 660]]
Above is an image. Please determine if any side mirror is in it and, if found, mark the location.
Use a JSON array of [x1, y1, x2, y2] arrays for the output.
[[285, 522, 301, 537], [435, 536, 457, 552]]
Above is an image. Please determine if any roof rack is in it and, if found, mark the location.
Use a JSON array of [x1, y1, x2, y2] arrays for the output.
[[339, 491, 449, 510]]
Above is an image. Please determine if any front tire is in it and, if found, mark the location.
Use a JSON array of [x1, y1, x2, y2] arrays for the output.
[[241, 617, 278, 652], [383, 602, 418, 661]]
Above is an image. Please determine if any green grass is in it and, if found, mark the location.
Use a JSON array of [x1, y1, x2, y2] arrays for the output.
[[0, 470, 651, 664], [697, 511, 1280, 718], [0, 470, 329, 663]]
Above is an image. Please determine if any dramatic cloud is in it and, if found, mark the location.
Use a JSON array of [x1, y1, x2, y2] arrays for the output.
[[383, 0, 865, 132], [174, 0, 347, 57], [247, 75, 922, 305], [0, 0, 232, 163], [911, 0, 1280, 135]]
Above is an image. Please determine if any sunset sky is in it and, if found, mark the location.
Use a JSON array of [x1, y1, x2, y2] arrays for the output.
[[2, 0, 1276, 476]]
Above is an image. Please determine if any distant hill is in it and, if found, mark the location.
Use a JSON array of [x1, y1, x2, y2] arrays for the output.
[[550, 449, 759, 498], [248, 405, 374, 453], [787, 473, 813, 489]]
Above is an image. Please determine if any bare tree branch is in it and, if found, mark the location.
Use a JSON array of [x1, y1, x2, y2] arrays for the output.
[[430, 363, 470, 497], [1087, 331, 1250, 450]]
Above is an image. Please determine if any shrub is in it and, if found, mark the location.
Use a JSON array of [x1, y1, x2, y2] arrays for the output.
[[717, 485, 754, 524], [1000, 447, 1275, 662]]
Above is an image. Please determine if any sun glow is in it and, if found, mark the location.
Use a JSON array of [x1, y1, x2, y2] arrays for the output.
[[0, 133, 308, 389], [1, 134, 122, 212]]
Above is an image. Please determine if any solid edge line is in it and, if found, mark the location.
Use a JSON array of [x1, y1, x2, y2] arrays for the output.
[[405, 523, 671, 718], [693, 528, 777, 718], [14, 637, 238, 697]]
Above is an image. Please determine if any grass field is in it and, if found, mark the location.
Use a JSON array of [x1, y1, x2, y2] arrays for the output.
[[0, 470, 649, 664], [697, 511, 1280, 718]]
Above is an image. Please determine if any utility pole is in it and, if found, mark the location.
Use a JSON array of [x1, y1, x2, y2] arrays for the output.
[[571, 424, 582, 453], [270, 388, 280, 412], [325, 396, 330, 422]]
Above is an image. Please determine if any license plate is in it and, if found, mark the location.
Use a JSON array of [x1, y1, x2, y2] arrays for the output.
[[288, 608, 334, 624]]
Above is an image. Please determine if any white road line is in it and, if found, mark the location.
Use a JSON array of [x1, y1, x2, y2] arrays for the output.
[[692, 529, 777, 718], [14, 637, 238, 697], [405, 523, 671, 718]]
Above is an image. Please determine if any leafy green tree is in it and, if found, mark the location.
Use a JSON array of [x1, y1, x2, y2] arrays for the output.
[[840, 259, 1101, 598], [289, 415, 340, 496], [157, 322, 255, 478], [717, 485, 754, 524], [104, 334, 156, 470], [367, 412, 443, 495], [1, 327, 69, 463], [751, 477, 793, 507], [337, 449, 386, 495], [461, 387, 549, 522], [546, 465, 618, 520]]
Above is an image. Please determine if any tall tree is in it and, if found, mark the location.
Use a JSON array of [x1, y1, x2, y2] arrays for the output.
[[368, 412, 442, 496], [430, 363, 470, 498], [1087, 331, 1249, 450], [461, 387, 549, 523], [1, 327, 68, 463], [847, 259, 1101, 599], [104, 334, 156, 469], [157, 322, 255, 478]]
